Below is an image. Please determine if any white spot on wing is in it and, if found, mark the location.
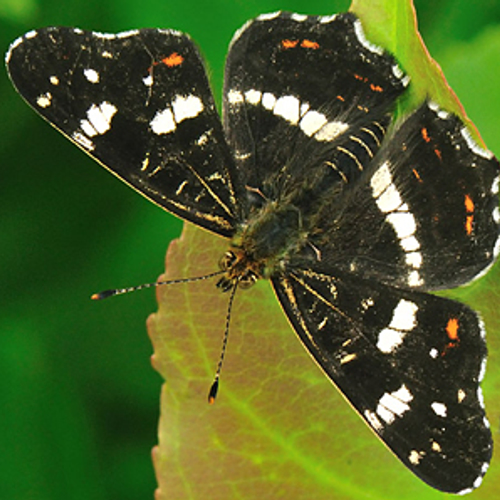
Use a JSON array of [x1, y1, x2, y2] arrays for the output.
[[291, 13, 308, 22], [431, 441, 442, 452], [493, 207, 500, 224], [300, 110, 327, 136], [273, 95, 300, 124], [477, 386, 485, 408], [245, 89, 262, 105], [376, 384, 413, 424], [82, 101, 117, 136], [258, 11, 281, 21], [314, 121, 349, 142], [386, 212, 417, 239], [117, 29, 140, 38], [457, 389, 466, 403], [353, 19, 383, 55], [478, 357, 487, 382], [371, 160, 423, 285], [388, 299, 418, 331], [364, 409, 383, 432], [401, 236, 420, 252], [377, 328, 405, 354], [361, 297, 374, 310], [300, 103, 310, 116], [261, 92, 277, 110], [460, 127, 493, 159], [172, 94, 204, 123], [72, 131, 94, 151], [408, 450, 424, 465], [143, 74, 153, 87], [150, 107, 176, 134], [228, 89, 244, 105], [405, 251, 422, 268], [431, 402, 447, 417], [83, 68, 99, 83], [371, 161, 392, 197], [228, 19, 252, 50], [376, 182, 403, 213], [36, 92, 52, 108], [5, 36, 23, 63], [408, 270, 423, 287], [491, 176, 499, 195], [428, 101, 450, 120], [49, 75, 59, 85], [376, 299, 418, 353], [319, 14, 338, 23]]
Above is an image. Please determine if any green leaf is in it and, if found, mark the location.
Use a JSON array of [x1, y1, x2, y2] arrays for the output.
[[350, 0, 487, 144], [148, 1, 500, 498]]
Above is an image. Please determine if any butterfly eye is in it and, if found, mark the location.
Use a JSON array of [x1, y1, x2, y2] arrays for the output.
[[219, 250, 238, 271], [238, 269, 259, 289]]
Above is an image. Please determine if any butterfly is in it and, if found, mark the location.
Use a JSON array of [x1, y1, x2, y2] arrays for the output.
[[6, 11, 499, 494]]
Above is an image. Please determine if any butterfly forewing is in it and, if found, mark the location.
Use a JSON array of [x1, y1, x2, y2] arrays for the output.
[[6, 27, 240, 236], [223, 13, 409, 196]]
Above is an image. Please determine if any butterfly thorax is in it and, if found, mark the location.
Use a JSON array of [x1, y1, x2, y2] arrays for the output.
[[217, 199, 308, 291]]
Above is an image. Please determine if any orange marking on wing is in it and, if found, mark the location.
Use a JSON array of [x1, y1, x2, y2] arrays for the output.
[[446, 318, 459, 340], [353, 73, 368, 82], [464, 194, 475, 235], [336, 95, 345, 102], [301, 39, 319, 49], [161, 52, 184, 67], [465, 194, 475, 213], [434, 148, 442, 160], [442, 318, 460, 356], [412, 168, 422, 182], [421, 127, 431, 143], [466, 215, 474, 235], [370, 83, 383, 92], [282, 39, 299, 49]]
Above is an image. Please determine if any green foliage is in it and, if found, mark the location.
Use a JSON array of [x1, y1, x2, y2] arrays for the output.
[[1, 0, 499, 499]]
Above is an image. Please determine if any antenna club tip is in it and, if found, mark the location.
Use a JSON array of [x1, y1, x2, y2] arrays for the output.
[[208, 379, 219, 404], [91, 290, 114, 300]]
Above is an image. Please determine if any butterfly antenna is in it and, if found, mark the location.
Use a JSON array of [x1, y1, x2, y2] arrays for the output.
[[91, 270, 225, 300], [208, 283, 238, 404]]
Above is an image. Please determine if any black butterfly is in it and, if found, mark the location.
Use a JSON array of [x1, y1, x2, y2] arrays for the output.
[[6, 11, 499, 494]]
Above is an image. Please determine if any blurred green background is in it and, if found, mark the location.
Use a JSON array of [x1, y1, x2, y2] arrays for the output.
[[1, 0, 499, 499]]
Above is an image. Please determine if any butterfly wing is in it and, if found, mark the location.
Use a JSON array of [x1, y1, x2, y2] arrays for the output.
[[314, 102, 500, 290], [272, 269, 491, 494], [6, 27, 240, 236], [223, 12, 409, 199]]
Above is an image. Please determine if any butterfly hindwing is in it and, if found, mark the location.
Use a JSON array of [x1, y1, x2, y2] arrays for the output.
[[315, 102, 500, 291], [6, 27, 240, 236], [272, 269, 491, 493]]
